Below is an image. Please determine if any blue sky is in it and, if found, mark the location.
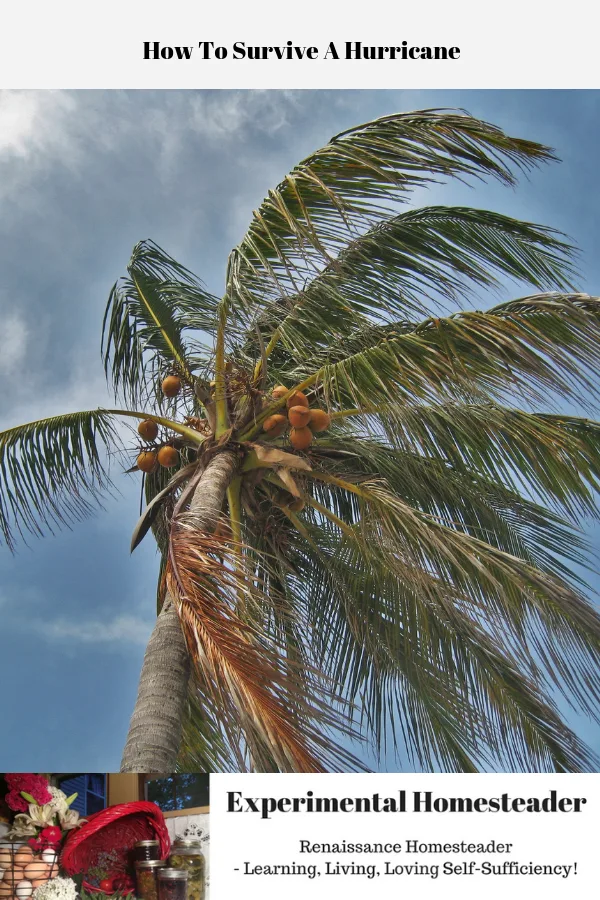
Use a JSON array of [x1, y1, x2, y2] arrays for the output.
[[0, 89, 598, 771]]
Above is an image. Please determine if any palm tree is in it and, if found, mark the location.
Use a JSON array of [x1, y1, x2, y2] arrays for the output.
[[3, 109, 600, 774]]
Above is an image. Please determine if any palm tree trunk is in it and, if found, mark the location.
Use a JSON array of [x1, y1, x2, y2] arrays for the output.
[[120, 449, 239, 772]]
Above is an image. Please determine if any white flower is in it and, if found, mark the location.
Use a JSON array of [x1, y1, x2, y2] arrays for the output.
[[58, 808, 84, 831], [46, 787, 82, 830], [5, 802, 62, 839], [47, 788, 70, 816], [4, 813, 39, 838], [26, 804, 57, 828], [32, 877, 78, 900]]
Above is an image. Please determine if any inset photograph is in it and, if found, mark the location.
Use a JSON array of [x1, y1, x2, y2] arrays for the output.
[[0, 91, 599, 773], [0, 774, 209, 900]]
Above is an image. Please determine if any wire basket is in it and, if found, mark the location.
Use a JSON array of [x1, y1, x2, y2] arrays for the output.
[[60, 803, 170, 894], [0, 840, 60, 899]]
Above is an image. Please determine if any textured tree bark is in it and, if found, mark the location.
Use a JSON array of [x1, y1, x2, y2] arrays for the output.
[[120, 449, 239, 772]]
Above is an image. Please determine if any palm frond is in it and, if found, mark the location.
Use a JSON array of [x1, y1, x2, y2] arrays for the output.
[[178, 672, 248, 771], [102, 240, 219, 406], [239, 499, 315, 675], [289, 293, 600, 412], [304, 471, 600, 719], [0, 410, 120, 551], [131, 461, 199, 553], [168, 519, 366, 772], [311, 435, 590, 582], [343, 403, 600, 522], [243, 207, 576, 364], [278, 513, 596, 772], [226, 109, 557, 312]]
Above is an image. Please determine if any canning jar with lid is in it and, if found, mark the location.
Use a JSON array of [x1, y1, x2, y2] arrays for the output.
[[135, 860, 168, 900], [168, 840, 205, 900], [157, 868, 188, 900], [133, 840, 162, 862]]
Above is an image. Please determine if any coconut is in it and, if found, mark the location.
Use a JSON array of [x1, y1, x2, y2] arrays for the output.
[[136, 451, 158, 473], [271, 385, 288, 400], [286, 391, 309, 409], [263, 414, 288, 436], [309, 409, 331, 432], [288, 406, 311, 428], [290, 427, 313, 451], [288, 497, 306, 512], [157, 445, 179, 468], [161, 375, 182, 397], [137, 419, 159, 441]]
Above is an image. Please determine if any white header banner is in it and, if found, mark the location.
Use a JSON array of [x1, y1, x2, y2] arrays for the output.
[[211, 772, 599, 899], [0, 0, 598, 89]]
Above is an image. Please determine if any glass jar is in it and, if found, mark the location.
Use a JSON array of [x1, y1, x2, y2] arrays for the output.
[[157, 868, 188, 900], [168, 841, 205, 900], [135, 860, 168, 900], [134, 840, 162, 862]]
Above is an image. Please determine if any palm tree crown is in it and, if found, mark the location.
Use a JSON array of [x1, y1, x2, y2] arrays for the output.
[[2, 109, 600, 773]]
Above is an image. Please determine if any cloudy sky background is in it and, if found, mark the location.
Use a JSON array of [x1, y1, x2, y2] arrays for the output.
[[0, 89, 598, 771]]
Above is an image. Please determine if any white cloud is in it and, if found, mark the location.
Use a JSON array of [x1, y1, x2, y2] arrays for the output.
[[0, 91, 77, 160], [37, 613, 153, 646], [0, 89, 298, 183]]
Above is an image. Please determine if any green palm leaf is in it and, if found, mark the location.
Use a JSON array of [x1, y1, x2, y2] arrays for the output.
[[244, 207, 576, 365], [0, 410, 119, 550], [178, 673, 249, 772], [287, 293, 600, 412], [311, 436, 589, 581], [227, 109, 556, 311], [102, 240, 219, 405], [343, 403, 600, 521], [283, 518, 596, 772], [303, 472, 600, 716]]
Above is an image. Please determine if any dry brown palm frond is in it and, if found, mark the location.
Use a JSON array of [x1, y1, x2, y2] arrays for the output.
[[167, 518, 365, 772]]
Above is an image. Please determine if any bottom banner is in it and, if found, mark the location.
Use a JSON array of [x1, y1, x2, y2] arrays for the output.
[[210, 773, 597, 899]]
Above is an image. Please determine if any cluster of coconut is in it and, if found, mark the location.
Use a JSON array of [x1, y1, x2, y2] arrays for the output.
[[135, 418, 179, 473], [263, 386, 330, 450], [135, 374, 185, 472], [0, 845, 58, 900]]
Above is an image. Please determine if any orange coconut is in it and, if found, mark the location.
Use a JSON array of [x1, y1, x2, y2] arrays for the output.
[[271, 385, 288, 400], [136, 451, 158, 473], [263, 414, 288, 435], [137, 419, 159, 441], [286, 391, 309, 409], [309, 409, 331, 432], [161, 375, 181, 397], [288, 405, 311, 428], [290, 426, 313, 451], [157, 445, 179, 468]]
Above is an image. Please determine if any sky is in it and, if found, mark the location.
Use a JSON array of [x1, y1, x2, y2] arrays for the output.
[[0, 89, 598, 772]]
